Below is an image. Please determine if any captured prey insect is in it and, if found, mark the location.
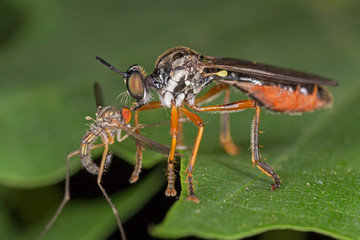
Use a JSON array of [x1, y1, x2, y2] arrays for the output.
[[40, 83, 179, 240], [95, 46, 338, 202]]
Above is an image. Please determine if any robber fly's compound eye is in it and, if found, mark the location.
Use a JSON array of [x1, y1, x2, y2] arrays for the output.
[[126, 65, 146, 100]]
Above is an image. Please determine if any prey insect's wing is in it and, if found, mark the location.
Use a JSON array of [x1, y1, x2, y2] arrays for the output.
[[201, 56, 339, 86], [121, 124, 182, 157], [94, 82, 104, 108]]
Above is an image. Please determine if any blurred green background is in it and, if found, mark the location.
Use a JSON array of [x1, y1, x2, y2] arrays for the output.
[[0, 0, 359, 239]]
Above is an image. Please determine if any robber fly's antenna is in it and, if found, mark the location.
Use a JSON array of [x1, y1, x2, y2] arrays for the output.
[[94, 55, 127, 77]]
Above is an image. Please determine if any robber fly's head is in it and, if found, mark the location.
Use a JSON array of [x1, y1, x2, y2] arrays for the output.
[[94, 55, 151, 110]]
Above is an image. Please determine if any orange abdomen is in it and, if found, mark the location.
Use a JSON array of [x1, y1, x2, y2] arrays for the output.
[[237, 82, 333, 113]]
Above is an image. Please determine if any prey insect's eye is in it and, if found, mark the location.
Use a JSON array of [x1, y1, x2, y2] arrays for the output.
[[121, 107, 132, 125], [126, 65, 146, 100]]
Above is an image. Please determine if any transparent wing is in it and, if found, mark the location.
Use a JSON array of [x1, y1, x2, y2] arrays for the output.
[[121, 124, 182, 157], [201, 56, 338, 86]]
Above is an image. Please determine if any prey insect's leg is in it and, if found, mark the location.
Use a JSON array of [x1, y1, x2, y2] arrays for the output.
[[96, 143, 127, 240], [195, 84, 240, 155], [220, 86, 240, 156], [189, 100, 280, 191], [252, 106, 280, 191], [165, 105, 179, 197], [180, 107, 204, 203], [39, 143, 105, 239]]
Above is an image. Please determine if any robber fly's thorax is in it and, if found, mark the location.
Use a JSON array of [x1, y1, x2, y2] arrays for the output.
[[149, 47, 214, 108]]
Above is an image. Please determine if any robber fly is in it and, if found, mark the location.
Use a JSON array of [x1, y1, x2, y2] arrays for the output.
[[95, 46, 338, 203], [40, 83, 177, 240]]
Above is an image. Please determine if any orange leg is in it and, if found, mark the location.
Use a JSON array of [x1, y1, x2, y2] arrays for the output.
[[180, 107, 203, 203], [188, 100, 280, 191], [134, 101, 182, 196], [220, 87, 241, 156], [165, 105, 179, 197], [129, 110, 143, 183], [130, 102, 163, 183], [195, 84, 240, 156], [176, 110, 185, 150], [251, 106, 280, 191], [135, 101, 163, 112], [195, 83, 228, 105], [138, 101, 185, 150]]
